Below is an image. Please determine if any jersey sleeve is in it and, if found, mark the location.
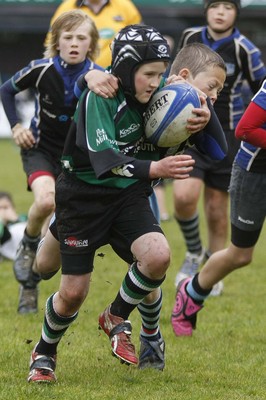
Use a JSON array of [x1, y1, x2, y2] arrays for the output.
[[0, 79, 20, 128], [74, 74, 88, 99], [74, 65, 107, 99], [0, 59, 48, 128], [235, 102, 266, 148], [191, 97, 228, 160], [239, 36, 266, 94]]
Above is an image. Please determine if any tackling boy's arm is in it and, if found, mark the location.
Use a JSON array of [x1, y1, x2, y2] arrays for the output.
[[82, 69, 119, 98], [191, 97, 228, 160]]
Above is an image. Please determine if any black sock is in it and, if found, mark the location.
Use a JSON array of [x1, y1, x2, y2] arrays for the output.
[[191, 273, 212, 298]]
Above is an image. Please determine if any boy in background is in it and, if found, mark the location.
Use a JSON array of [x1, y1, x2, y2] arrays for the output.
[[0, 11, 103, 313], [172, 0, 266, 298]]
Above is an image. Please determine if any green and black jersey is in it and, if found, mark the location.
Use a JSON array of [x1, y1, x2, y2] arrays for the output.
[[62, 85, 163, 189]]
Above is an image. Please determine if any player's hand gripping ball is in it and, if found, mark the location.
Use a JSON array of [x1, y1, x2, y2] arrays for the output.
[[144, 83, 201, 147]]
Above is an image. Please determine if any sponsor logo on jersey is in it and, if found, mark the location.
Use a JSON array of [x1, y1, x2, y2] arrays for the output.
[[137, 140, 156, 152], [119, 123, 140, 138], [225, 63, 235, 76], [99, 28, 115, 39], [133, 136, 156, 153], [64, 236, 89, 248], [96, 128, 117, 147], [111, 164, 134, 177]]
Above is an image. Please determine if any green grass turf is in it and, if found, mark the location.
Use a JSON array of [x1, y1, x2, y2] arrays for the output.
[[0, 139, 265, 399]]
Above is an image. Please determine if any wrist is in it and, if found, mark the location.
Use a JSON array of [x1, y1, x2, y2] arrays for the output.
[[149, 161, 159, 179], [11, 122, 20, 131]]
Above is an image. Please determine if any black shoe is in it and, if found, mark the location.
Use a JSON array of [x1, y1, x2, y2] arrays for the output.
[[13, 239, 39, 284], [18, 285, 38, 314], [139, 334, 165, 371]]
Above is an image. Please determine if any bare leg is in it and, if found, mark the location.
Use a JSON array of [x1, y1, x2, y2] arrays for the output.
[[204, 186, 228, 253], [198, 243, 254, 290], [26, 175, 56, 238], [33, 229, 61, 277]]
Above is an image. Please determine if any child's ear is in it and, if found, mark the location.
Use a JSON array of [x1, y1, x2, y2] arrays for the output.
[[179, 68, 190, 80]]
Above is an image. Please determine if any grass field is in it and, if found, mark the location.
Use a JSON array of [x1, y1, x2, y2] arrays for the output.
[[0, 138, 265, 400]]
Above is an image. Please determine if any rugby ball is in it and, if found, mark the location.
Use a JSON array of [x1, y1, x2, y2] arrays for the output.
[[144, 83, 201, 147]]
